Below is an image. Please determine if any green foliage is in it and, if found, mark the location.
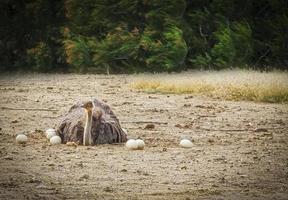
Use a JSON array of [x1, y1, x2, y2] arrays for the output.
[[191, 53, 213, 69], [231, 22, 253, 64], [268, 13, 288, 66], [192, 22, 253, 69], [140, 25, 187, 71], [63, 35, 96, 72], [1, 0, 287, 72], [94, 26, 140, 73], [27, 42, 53, 72], [211, 25, 236, 68], [139, 0, 187, 72]]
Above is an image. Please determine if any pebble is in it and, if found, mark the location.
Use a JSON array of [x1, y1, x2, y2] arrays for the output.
[[3, 156, 13, 160], [66, 142, 78, 147], [79, 174, 89, 180], [11, 120, 19, 123], [144, 124, 155, 129]]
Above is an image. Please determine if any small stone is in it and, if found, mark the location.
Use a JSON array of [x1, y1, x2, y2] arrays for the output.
[[3, 156, 13, 160], [103, 187, 113, 192], [11, 120, 18, 123], [76, 162, 84, 168], [148, 96, 158, 99], [184, 95, 193, 99], [26, 178, 42, 184], [143, 172, 149, 176], [254, 128, 268, 132], [208, 138, 214, 143], [144, 124, 155, 129], [79, 174, 89, 180], [66, 142, 78, 147]]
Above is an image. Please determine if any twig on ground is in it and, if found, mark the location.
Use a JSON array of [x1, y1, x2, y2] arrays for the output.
[[121, 121, 168, 125], [1, 107, 58, 112], [199, 127, 286, 132], [200, 128, 248, 132]]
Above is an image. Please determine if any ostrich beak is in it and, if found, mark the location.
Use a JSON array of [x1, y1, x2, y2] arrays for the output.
[[80, 103, 86, 109], [80, 101, 93, 111]]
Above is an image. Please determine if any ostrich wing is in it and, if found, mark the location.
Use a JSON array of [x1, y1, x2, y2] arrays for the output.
[[92, 98, 119, 123], [57, 104, 85, 144], [91, 98, 127, 144]]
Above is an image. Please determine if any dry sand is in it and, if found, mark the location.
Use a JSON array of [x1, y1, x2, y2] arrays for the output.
[[0, 73, 287, 199]]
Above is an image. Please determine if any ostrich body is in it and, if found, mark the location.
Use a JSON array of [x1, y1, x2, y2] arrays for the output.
[[57, 98, 127, 145]]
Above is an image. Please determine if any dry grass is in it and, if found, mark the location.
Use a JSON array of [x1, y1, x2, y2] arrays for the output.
[[130, 70, 288, 103]]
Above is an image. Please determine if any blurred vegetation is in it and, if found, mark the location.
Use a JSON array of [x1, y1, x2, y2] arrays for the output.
[[0, 0, 287, 73], [131, 70, 288, 103]]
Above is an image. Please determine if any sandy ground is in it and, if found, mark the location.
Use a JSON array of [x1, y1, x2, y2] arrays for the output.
[[0, 73, 287, 200]]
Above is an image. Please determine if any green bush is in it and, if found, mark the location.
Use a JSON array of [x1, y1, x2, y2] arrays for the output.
[[192, 21, 253, 69], [26, 42, 53, 72], [93, 26, 140, 73], [63, 36, 96, 72], [140, 25, 187, 72], [2, 0, 288, 72], [211, 24, 236, 68]]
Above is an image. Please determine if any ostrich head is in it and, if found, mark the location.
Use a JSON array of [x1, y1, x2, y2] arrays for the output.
[[80, 100, 103, 119], [80, 101, 93, 112]]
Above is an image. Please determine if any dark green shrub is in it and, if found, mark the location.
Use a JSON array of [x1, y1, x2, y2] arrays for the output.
[[140, 25, 187, 72], [192, 21, 253, 69], [63, 36, 96, 72], [93, 26, 140, 73], [26, 42, 53, 72]]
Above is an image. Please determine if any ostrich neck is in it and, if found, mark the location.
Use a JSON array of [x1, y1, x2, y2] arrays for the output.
[[83, 110, 92, 146]]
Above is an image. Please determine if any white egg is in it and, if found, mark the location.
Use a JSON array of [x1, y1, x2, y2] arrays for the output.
[[125, 139, 138, 150], [46, 131, 57, 140], [45, 128, 56, 137], [179, 139, 193, 148], [16, 134, 28, 144], [136, 139, 145, 150], [50, 135, 62, 145]]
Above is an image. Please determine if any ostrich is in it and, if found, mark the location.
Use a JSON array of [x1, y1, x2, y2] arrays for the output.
[[56, 98, 127, 145]]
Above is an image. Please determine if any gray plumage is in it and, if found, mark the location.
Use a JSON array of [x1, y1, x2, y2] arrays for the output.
[[56, 98, 127, 145]]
